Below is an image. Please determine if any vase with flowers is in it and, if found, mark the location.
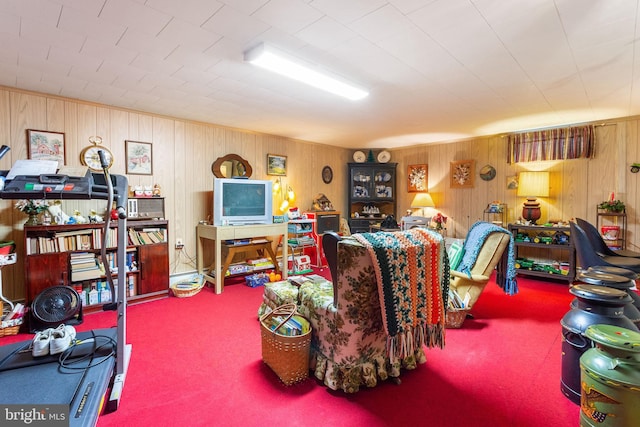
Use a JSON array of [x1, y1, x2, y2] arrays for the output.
[[15, 199, 50, 226], [432, 213, 447, 234]]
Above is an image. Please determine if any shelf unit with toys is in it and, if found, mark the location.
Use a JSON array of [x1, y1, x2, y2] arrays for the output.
[[23, 220, 169, 313], [287, 218, 316, 274]]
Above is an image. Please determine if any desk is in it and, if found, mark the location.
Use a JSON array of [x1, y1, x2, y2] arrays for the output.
[[196, 223, 288, 294]]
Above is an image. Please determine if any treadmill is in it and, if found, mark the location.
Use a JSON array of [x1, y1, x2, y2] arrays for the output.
[[0, 146, 131, 426]]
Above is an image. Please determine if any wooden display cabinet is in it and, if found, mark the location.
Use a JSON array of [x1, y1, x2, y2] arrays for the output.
[[348, 163, 397, 234]]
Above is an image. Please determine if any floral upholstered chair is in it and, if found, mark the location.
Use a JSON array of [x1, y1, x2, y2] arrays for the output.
[[297, 229, 448, 393]]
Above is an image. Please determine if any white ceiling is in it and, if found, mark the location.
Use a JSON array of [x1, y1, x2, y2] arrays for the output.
[[1, 0, 639, 149]]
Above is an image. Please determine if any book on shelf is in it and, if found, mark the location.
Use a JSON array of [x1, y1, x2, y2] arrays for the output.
[[71, 268, 102, 282]]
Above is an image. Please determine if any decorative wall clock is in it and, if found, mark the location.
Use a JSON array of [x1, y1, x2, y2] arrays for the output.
[[450, 160, 475, 188], [80, 136, 113, 171]]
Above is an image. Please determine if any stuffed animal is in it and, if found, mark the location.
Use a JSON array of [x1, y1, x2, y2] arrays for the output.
[[144, 185, 153, 197], [47, 201, 70, 225], [88, 209, 104, 223], [72, 210, 88, 224]]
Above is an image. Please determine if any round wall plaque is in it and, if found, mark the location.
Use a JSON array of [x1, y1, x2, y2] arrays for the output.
[[322, 165, 333, 184], [479, 164, 497, 181]]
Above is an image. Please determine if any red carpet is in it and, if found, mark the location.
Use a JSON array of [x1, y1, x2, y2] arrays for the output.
[[2, 272, 581, 426]]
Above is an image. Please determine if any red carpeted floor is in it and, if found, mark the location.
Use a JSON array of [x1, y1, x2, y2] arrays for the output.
[[2, 271, 582, 426]]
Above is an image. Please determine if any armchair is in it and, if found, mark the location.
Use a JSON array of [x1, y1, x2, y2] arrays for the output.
[[297, 228, 447, 393], [449, 222, 517, 311]]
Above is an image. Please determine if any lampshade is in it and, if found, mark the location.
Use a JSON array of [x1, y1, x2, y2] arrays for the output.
[[517, 171, 549, 224], [517, 172, 549, 197], [410, 193, 435, 209]]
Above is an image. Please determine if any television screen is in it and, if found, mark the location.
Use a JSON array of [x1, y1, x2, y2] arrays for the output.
[[222, 181, 267, 216], [213, 178, 272, 226]]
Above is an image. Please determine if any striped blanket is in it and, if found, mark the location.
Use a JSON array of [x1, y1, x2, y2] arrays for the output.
[[353, 228, 449, 363]]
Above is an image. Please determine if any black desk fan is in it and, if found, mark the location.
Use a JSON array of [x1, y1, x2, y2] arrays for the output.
[[30, 285, 83, 332]]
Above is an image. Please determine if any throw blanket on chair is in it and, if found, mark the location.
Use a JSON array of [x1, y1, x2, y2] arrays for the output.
[[353, 228, 449, 364], [458, 221, 518, 295]]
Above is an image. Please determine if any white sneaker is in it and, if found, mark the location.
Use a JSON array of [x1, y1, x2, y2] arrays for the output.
[[50, 324, 76, 355], [32, 328, 53, 357]]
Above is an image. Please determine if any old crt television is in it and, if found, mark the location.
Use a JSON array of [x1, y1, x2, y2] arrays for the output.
[[213, 178, 273, 226]]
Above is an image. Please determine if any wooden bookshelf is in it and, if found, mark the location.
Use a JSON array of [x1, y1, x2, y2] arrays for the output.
[[24, 220, 169, 313]]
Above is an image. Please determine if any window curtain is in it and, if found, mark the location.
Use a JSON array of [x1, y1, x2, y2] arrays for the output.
[[507, 125, 595, 163]]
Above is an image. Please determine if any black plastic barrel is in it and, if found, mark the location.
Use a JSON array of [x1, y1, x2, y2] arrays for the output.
[[560, 284, 638, 404]]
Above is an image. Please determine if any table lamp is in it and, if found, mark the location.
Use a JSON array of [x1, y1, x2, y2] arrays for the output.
[[410, 193, 435, 217], [517, 171, 549, 224]]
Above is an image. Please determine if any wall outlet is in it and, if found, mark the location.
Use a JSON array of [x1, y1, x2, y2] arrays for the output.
[[175, 238, 184, 249]]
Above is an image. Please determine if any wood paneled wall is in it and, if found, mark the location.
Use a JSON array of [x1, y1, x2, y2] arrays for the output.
[[393, 122, 639, 245], [1, 85, 639, 301], [0, 87, 348, 301]]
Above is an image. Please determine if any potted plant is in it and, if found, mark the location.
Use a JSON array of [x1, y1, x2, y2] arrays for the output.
[[598, 198, 625, 213]]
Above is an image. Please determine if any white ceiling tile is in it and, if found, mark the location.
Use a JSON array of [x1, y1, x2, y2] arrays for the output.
[[296, 16, 357, 50], [117, 29, 179, 59], [57, 0, 106, 16], [58, 5, 127, 44], [21, 18, 85, 53], [0, 11, 20, 37], [309, 0, 387, 25], [219, 0, 270, 15], [157, 18, 223, 50], [165, 46, 222, 72], [48, 46, 103, 71], [99, 0, 172, 36], [350, 4, 411, 43], [201, 4, 271, 45], [80, 38, 138, 65], [145, 0, 224, 26], [387, 0, 436, 14], [252, 0, 324, 34]]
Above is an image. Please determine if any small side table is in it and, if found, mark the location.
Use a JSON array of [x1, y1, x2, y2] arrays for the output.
[[369, 224, 401, 233]]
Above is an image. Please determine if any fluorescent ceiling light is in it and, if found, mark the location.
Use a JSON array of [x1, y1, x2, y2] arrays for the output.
[[244, 43, 368, 101]]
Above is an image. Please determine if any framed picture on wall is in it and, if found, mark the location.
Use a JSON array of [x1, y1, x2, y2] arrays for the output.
[[267, 153, 287, 176], [450, 160, 475, 188], [27, 129, 66, 168], [407, 164, 428, 193], [126, 140, 153, 175]]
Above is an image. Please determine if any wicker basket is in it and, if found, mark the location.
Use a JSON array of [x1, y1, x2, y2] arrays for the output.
[[170, 274, 205, 298], [445, 308, 471, 328], [1, 302, 22, 337], [0, 324, 20, 337], [259, 303, 311, 385]]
